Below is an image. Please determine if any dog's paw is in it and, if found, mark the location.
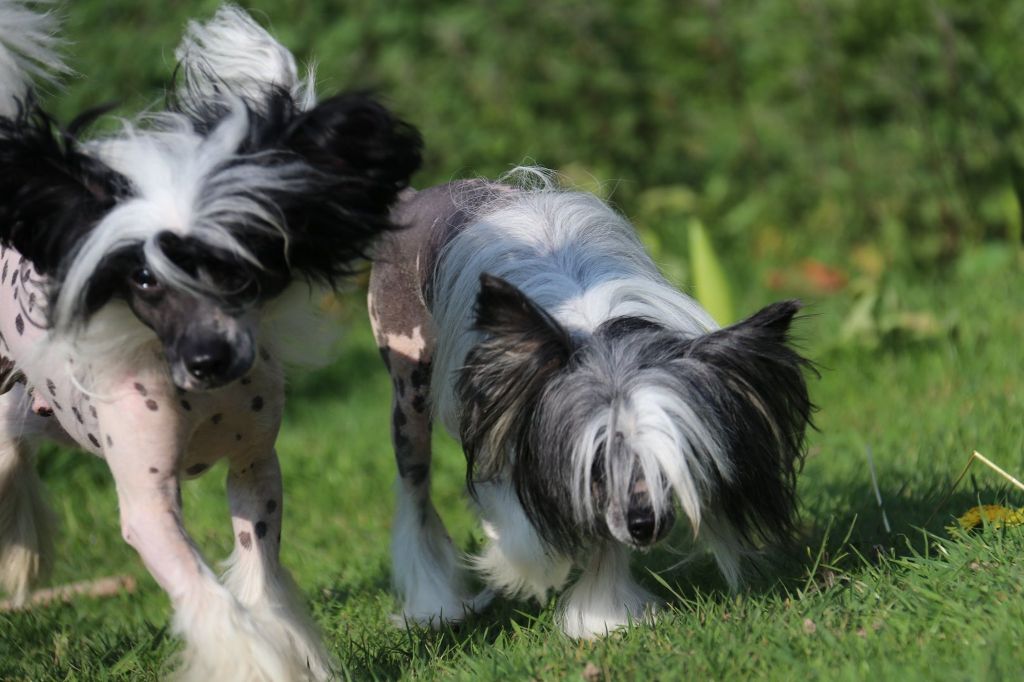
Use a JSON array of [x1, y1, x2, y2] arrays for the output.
[[389, 589, 493, 629], [171, 585, 331, 682]]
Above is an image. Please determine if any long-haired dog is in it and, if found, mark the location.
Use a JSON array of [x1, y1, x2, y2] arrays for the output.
[[0, 4, 420, 679], [369, 173, 813, 638]]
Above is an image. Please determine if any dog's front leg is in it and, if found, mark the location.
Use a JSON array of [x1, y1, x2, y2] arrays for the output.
[[556, 543, 659, 640], [97, 391, 302, 682], [222, 447, 334, 680]]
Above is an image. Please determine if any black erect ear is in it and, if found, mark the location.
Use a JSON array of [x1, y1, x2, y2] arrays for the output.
[[274, 93, 422, 282], [0, 99, 127, 275], [679, 300, 815, 546], [458, 273, 573, 490]]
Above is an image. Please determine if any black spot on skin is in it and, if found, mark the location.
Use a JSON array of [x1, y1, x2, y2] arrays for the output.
[[15, 314, 23, 335], [378, 347, 392, 372], [392, 404, 410, 450], [1, 261, 6, 284], [254, 521, 268, 539], [134, 382, 147, 396], [251, 396, 263, 412], [89, 405, 97, 419], [241, 377, 251, 385], [260, 348, 270, 362], [87, 433, 100, 448], [145, 399, 158, 411], [266, 499, 277, 514], [211, 413, 223, 424], [393, 405, 408, 430], [46, 379, 56, 395], [412, 394, 427, 413], [396, 377, 406, 396], [72, 406, 83, 423], [28, 292, 35, 311], [276, 531, 281, 544], [180, 399, 191, 411], [106, 434, 113, 447], [149, 467, 158, 474], [186, 463, 207, 475], [51, 399, 61, 411], [400, 463, 429, 486], [410, 361, 431, 388], [239, 531, 252, 550], [235, 433, 243, 441]]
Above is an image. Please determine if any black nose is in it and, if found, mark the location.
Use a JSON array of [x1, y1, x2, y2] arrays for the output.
[[184, 338, 234, 380], [627, 508, 657, 545]]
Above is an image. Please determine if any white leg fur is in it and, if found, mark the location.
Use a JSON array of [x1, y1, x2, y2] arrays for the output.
[[391, 478, 482, 626], [172, 574, 309, 682], [557, 543, 659, 639], [472, 482, 571, 602], [0, 385, 54, 605], [222, 451, 334, 681]]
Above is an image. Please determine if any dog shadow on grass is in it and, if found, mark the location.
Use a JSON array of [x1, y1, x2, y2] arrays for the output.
[[328, 473, 1005, 679]]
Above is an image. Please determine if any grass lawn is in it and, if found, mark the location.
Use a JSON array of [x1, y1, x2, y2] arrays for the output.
[[0, 246, 1022, 680]]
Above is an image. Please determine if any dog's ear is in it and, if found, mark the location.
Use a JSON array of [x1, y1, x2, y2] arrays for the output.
[[0, 102, 127, 274], [265, 93, 421, 283], [676, 299, 815, 545], [458, 273, 573, 488]]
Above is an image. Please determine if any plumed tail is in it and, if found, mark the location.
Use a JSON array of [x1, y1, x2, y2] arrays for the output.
[[0, 0, 68, 117]]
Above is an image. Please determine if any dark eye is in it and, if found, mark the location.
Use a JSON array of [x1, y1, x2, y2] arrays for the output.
[[130, 267, 162, 293]]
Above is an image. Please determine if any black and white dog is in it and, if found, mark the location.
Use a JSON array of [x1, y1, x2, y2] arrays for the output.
[[370, 174, 813, 638], [0, 4, 419, 679]]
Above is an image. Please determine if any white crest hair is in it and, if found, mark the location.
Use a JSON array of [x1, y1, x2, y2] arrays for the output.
[[0, 0, 70, 117], [175, 3, 317, 112], [431, 167, 718, 434], [54, 102, 313, 332]]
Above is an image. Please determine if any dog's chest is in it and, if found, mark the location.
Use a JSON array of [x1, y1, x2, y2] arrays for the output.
[[0, 247, 282, 469]]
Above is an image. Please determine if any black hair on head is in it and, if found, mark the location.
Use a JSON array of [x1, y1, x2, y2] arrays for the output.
[[457, 274, 574, 499], [0, 96, 130, 276], [673, 300, 815, 545], [171, 77, 423, 287]]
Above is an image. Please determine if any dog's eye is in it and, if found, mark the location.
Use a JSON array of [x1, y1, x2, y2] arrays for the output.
[[130, 267, 161, 293]]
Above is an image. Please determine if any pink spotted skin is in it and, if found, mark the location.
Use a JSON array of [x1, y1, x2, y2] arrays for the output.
[[0, 246, 283, 475]]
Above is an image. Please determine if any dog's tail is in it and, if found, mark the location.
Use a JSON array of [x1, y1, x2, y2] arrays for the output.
[[0, 385, 55, 606], [0, 0, 69, 117]]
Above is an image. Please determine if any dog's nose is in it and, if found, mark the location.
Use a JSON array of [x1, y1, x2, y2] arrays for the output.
[[184, 339, 234, 380], [627, 507, 657, 545]]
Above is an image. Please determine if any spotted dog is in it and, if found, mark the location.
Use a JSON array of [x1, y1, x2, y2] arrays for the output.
[[0, 4, 420, 680], [370, 174, 813, 637]]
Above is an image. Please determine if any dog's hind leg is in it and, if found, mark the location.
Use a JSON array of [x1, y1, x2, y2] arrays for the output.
[[369, 279, 478, 626], [556, 543, 658, 640], [0, 384, 55, 605], [222, 448, 334, 680]]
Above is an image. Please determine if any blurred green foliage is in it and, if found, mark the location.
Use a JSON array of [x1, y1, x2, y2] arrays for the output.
[[52, 0, 1024, 285]]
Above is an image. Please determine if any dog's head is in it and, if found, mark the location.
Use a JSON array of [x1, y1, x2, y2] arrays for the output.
[[459, 274, 814, 557], [0, 89, 420, 390]]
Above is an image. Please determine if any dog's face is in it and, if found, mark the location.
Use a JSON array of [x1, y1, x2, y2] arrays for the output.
[[459, 274, 813, 557], [0, 91, 421, 390], [124, 263, 259, 390]]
